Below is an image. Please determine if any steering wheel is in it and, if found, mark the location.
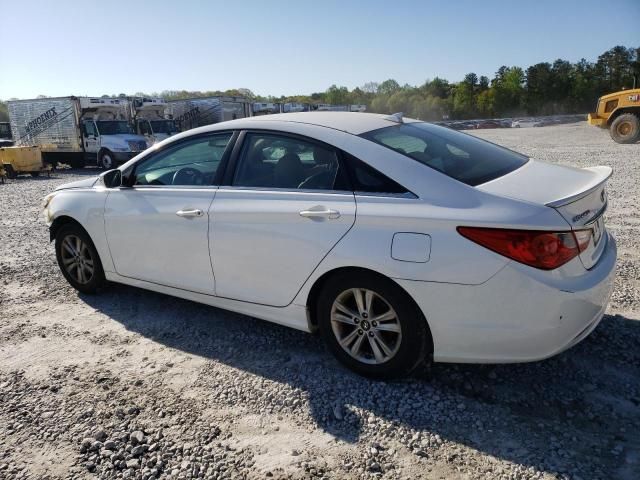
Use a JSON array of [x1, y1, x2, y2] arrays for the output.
[[172, 167, 204, 186]]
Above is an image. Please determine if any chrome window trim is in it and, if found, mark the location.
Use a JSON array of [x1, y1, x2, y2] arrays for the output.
[[216, 186, 355, 196], [354, 191, 418, 199], [125, 185, 219, 191], [216, 185, 417, 199]]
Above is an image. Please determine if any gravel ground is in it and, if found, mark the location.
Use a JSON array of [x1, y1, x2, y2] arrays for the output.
[[0, 122, 638, 480]]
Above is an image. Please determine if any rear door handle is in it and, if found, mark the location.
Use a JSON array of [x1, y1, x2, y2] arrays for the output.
[[299, 208, 341, 219], [176, 209, 204, 218]]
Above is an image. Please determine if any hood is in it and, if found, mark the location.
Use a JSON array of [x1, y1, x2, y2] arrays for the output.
[[107, 133, 147, 142], [55, 176, 99, 191]]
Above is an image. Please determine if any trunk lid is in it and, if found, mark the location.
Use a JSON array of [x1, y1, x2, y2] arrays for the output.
[[477, 160, 611, 269]]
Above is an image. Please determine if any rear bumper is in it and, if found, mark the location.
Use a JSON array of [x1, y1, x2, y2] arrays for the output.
[[396, 233, 617, 363], [588, 113, 606, 127]]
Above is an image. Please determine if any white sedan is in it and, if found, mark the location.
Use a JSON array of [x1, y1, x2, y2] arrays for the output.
[[43, 112, 616, 378]]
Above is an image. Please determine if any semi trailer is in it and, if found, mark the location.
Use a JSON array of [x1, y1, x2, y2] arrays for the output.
[[7, 96, 148, 169], [167, 96, 251, 132]]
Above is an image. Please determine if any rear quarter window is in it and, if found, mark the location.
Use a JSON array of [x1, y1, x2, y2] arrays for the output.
[[361, 123, 528, 186]]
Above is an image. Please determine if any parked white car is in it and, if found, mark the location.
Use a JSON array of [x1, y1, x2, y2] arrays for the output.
[[43, 112, 616, 378]]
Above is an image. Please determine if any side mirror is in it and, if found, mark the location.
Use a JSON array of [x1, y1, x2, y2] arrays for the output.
[[102, 169, 122, 188]]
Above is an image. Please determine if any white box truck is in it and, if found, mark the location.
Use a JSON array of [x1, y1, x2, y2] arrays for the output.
[[129, 97, 178, 145], [282, 103, 307, 113], [317, 104, 349, 112], [7, 96, 148, 169], [167, 96, 251, 132], [252, 102, 279, 115]]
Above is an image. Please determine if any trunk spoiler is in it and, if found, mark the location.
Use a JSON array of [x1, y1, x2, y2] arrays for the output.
[[545, 166, 612, 208]]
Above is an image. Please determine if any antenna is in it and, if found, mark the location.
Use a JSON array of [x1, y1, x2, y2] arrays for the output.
[[384, 112, 404, 123]]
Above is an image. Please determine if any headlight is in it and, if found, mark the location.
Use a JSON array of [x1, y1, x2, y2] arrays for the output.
[[42, 193, 56, 223], [42, 193, 55, 209]]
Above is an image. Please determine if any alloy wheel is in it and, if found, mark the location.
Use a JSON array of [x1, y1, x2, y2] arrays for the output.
[[330, 288, 402, 364], [60, 235, 94, 284]]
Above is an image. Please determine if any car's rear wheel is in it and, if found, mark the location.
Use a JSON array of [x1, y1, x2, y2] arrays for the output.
[[317, 272, 430, 379], [55, 223, 106, 294]]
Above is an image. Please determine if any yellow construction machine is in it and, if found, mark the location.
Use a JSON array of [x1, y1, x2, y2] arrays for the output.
[[0, 146, 50, 183], [588, 86, 640, 144]]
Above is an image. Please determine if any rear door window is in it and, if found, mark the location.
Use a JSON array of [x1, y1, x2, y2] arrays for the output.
[[361, 123, 528, 186]]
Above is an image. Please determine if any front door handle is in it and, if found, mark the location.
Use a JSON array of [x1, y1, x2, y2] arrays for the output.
[[176, 209, 204, 218], [299, 208, 341, 219]]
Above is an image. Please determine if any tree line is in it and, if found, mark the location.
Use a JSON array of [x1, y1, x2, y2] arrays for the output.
[[1, 45, 637, 123]]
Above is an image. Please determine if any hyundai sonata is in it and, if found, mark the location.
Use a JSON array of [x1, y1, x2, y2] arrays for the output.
[[43, 112, 616, 378]]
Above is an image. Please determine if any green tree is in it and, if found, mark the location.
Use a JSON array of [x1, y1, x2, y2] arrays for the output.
[[325, 85, 349, 105], [377, 79, 401, 96]]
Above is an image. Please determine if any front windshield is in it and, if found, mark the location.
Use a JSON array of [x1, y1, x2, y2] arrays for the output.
[[361, 122, 528, 186], [150, 120, 178, 134], [96, 121, 133, 135]]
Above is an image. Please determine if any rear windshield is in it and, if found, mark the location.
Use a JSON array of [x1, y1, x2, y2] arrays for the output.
[[361, 122, 528, 186]]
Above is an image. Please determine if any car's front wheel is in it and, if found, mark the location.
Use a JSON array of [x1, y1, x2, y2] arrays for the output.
[[99, 150, 115, 170], [55, 223, 106, 294], [317, 272, 431, 379]]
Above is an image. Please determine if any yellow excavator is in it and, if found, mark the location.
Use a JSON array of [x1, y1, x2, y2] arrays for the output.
[[588, 79, 640, 144]]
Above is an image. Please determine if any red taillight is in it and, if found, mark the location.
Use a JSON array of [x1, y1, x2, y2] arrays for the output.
[[457, 227, 592, 270]]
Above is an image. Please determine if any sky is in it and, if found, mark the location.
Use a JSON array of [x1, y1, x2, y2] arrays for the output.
[[0, 0, 638, 100]]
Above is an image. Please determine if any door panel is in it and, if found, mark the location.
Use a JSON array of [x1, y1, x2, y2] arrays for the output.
[[105, 188, 217, 294], [83, 121, 99, 153], [210, 189, 356, 306]]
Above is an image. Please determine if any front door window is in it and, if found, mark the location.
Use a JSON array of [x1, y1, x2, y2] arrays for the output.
[[132, 133, 232, 186], [232, 133, 347, 190]]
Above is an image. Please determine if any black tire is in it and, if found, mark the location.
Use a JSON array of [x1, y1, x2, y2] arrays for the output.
[[55, 223, 106, 294], [99, 150, 115, 170], [30, 171, 40, 177], [4, 164, 17, 179], [317, 271, 431, 379], [610, 113, 640, 144]]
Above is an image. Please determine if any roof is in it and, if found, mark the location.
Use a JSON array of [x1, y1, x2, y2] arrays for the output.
[[220, 112, 419, 135]]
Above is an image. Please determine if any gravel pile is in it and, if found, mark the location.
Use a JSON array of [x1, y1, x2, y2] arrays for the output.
[[0, 122, 638, 479]]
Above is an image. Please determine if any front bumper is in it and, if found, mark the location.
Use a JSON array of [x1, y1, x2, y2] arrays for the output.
[[588, 113, 605, 127], [396, 233, 617, 363]]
